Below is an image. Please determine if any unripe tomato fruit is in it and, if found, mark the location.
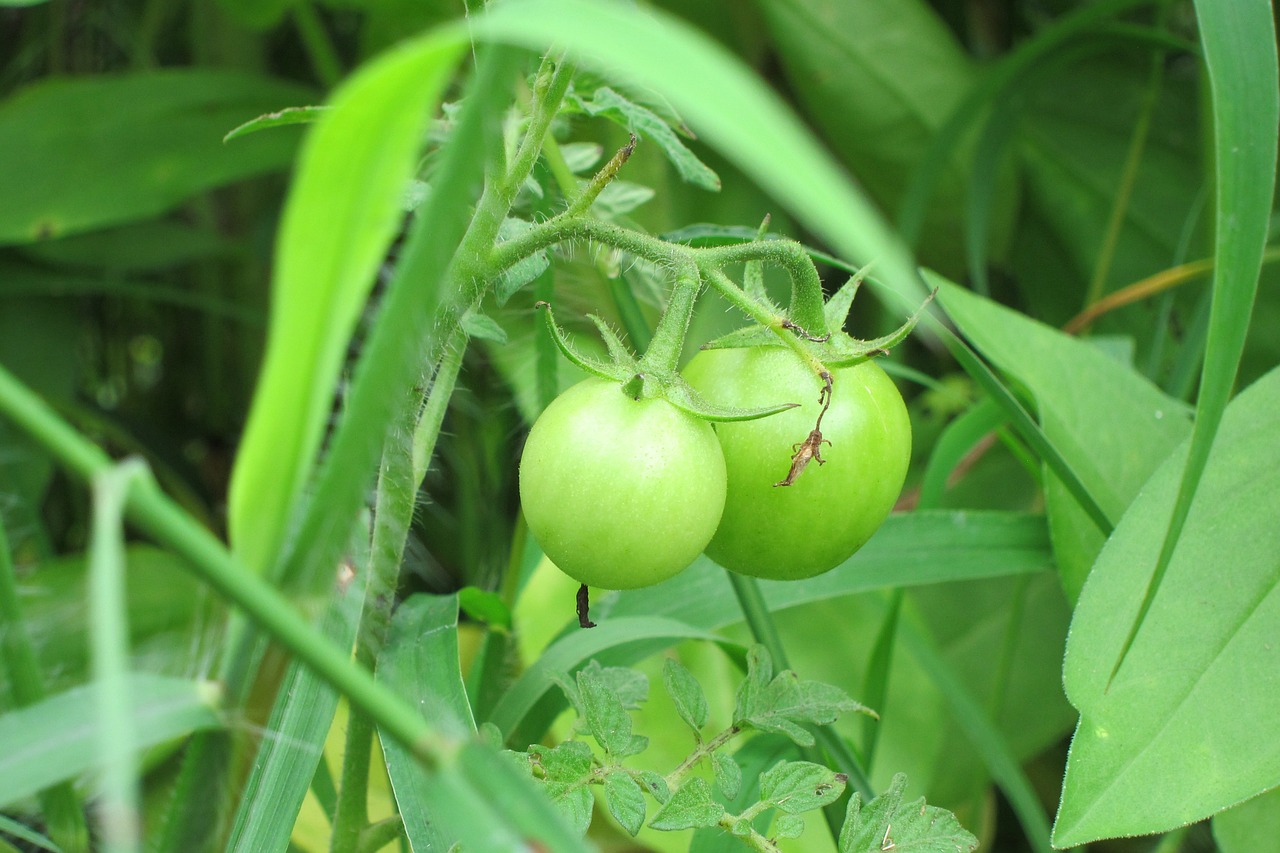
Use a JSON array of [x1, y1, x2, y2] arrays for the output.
[[518, 377, 727, 589], [683, 347, 910, 580]]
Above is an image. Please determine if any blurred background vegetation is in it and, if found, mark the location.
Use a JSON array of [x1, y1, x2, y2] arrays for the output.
[[1, 0, 1273, 850]]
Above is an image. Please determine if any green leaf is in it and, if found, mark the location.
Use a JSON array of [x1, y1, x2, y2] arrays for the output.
[[731, 646, 774, 729], [495, 217, 550, 306], [1213, 788, 1280, 853], [1053, 365, 1280, 845], [487, 614, 728, 748], [712, 752, 741, 802], [222, 105, 328, 142], [560, 141, 603, 173], [591, 180, 656, 218], [460, 312, 509, 345], [226, 549, 369, 853], [575, 86, 720, 191], [758, 760, 846, 815], [637, 770, 671, 804], [839, 773, 978, 853], [377, 594, 475, 850], [457, 586, 513, 630], [226, 29, 467, 576], [475, 0, 930, 315], [604, 771, 647, 836], [774, 813, 805, 839], [663, 657, 709, 735], [530, 742, 596, 835], [734, 647, 870, 747], [609, 511, 1053, 638], [0, 70, 311, 244], [755, 0, 984, 274], [650, 778, 725, 832], [0, 674, 222, 808], [579, 665, 645, 757], [1107, 0, 1279, 706], [936, 281, 1191, 599]]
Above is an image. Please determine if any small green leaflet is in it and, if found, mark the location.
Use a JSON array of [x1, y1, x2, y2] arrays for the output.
[[839, 773, 978, 853]]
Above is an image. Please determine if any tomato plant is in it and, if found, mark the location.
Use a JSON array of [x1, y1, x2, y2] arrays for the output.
[[518, 377, 727, 590], [684, 346, 911, 580]]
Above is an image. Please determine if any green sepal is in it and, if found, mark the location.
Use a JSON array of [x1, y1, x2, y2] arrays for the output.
[[822, 268, 869, 332], [535, 301, 632, 381], [662, 373, 798, 423], [698, 323, 778, 352], [743, 215, 771, 302], [819, 289, 935, 368], [588, 314, 635, 367]]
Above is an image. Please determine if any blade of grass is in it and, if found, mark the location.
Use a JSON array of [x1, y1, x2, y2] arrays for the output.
[[88, 460, 148, 853], [898, 0, 1167, 246], [0, 519, 89, 853], [889, 599, 1055, 853], [0, 674, 222, 809], [224, 523, 371, 853], [1108, 0, 1278, 685]]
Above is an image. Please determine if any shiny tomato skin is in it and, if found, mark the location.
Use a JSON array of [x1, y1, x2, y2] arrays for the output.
[[518, 378, 727, 590], [683, 347, 910, 580]]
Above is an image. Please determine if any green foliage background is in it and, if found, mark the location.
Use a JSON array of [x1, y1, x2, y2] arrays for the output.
[[0, 1, 1277, 852]]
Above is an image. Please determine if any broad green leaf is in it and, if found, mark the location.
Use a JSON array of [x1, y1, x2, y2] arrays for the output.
[[936, 281, 1191, 600], [1213, 788, 1280, 853], [457, 585, 512, 630], [226, 30, 466, 576], [225, 544, 369, 853], [1015, 55, 1201, 317], [1054, 365, 1280, 845], [663, 657, 709, 734], [650, 778, 724, 832], [0, 674, 222, 808], [839, 773, 978, 853], [610, 511, 1053, 628], [604, 771, 647, 837], [486, 615, 726, 746], [574, 86, 720, 191], [0, 70, 311, 244], [1108, 0, 1279, 708], [758, 760, 846, 815], [755, 0, 989, 274], [378, 594, 474, 850], [14, 546, 202, 697], [474, 0, 929, 314]]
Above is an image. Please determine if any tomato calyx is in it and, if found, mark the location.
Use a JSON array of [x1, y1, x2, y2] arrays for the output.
[[701, 277, 937, 370], [534, 300, 799, 423]]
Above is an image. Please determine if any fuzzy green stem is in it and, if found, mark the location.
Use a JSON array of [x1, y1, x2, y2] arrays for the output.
[[357, 816, 406, 853], [412, 328, 468, 489], [0, 364, 454, 768], [664, 725, 741, 789], [715, 814, 781, 853], [699, 240, 828, 337], [705, 269, 828, 379], [334, 372, 437, 851], [726, 573, 791, 670], [563, 134, 636, 219], [637, 265, 702, 375]]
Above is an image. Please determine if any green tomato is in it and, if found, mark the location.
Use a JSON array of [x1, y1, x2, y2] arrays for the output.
[[683, 346, 910, 580], [518, 377, 727, 590]]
